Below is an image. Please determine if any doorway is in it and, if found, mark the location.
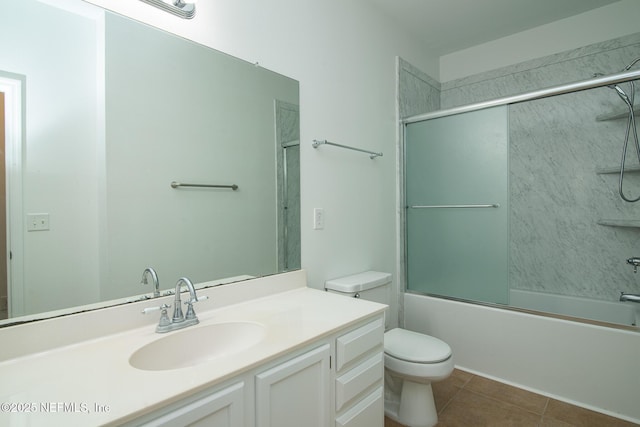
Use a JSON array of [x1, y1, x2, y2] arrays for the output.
[[0, 91, 6, 319], [0, 73, 25, 319]]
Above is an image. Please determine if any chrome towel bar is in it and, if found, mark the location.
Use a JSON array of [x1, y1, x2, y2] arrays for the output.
[[171, 181, 238, 191], [312, 139, 382, 159], [408, 204, 499, 209]]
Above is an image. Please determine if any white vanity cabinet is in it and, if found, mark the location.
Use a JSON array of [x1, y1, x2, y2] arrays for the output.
[[126, 315, 384, 427], [334, 317, 385, 427], [255, 344, 331, 427], [136, 382, 245, 427]]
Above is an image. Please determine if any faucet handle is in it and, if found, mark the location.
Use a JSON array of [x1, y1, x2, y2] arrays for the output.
[[142, 304, 171, 314], [184, 295, 208, 321], [142, 304, 172, 329], [142, 303, 171, 314], [184, 295, 209, 305], [627, 257, 640, 273]]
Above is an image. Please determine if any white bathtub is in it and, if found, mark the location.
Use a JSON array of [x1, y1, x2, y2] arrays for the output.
[[509, 289, 638, 326]]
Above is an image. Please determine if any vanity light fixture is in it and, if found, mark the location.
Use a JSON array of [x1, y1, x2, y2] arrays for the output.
[[138, 0, 196, 19]]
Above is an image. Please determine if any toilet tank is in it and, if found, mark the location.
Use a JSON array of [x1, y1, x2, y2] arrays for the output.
[[324, 271, 392, 305]]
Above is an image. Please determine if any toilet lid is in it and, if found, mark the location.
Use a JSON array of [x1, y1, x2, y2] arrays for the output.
[[384, 328, 451, 363]]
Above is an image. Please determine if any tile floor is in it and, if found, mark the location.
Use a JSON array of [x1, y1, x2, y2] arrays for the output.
[[384, 369, 638, 427]]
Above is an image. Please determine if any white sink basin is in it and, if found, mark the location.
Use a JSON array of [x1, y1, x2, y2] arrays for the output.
[[129, 321, 266, 371]]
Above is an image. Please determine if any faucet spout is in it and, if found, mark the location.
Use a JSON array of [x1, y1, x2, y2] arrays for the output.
[[181, 277, 198, 302], [620, 292, 640, 303], [172, 277, 204, 323], [141, 267, 160, 297], [172, 278, 188, 322], [144, 276, 208, 333]]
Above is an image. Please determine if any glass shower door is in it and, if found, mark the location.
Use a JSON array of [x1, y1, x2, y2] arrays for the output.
[[405, 106, 509, 304]]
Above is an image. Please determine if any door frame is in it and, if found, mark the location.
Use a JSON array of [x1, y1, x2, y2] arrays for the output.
[[0, 72, 25, 317]]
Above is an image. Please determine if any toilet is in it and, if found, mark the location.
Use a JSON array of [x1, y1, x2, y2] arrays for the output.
[[325, 271, 453, 427]]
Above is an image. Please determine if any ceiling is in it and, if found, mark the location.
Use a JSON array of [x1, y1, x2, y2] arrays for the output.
[[368, 0, 621, 56]]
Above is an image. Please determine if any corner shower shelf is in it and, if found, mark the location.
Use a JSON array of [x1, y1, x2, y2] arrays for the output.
[[596, 107, 640, 121], [596, 166, 640, 174], [597, 219, 640, 228]]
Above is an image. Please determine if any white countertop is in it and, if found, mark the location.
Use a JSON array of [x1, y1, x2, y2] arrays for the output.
[[0, 271, 386, 426]]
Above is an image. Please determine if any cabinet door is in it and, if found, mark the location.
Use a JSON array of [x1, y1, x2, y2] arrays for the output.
[[255, 344, 331, 427], [140, 382, 244, 427]]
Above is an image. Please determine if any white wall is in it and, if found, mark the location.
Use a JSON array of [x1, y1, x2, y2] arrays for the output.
[[440, 0, 640, 81]]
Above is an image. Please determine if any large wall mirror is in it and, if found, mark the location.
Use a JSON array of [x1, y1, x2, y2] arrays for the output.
[[0, 0, 300, 325]]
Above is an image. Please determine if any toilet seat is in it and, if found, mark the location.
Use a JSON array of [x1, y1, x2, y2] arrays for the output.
[[384, 328, 451, 363]]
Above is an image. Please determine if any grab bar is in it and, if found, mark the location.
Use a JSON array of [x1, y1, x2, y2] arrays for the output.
[[171, 181, 238, 191], [312, 139, 382, 159], [408, 204, 499, 209]]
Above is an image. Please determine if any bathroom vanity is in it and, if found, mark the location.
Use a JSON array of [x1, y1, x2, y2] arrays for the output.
[[0, 270, 386, 426]]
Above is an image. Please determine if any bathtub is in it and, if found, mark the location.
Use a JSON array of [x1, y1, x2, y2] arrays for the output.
[[509, 289, 638, 326]]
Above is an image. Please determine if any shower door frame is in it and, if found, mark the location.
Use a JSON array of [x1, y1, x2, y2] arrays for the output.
[[398, 67, 640, 330], [403, 68, 640, 125]]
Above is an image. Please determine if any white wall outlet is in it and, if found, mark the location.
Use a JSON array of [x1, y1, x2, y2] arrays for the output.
[[26, 213, 50, 231], [313, 208, 325, 230]]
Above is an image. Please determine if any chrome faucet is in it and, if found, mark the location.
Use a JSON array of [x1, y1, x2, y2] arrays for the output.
[[172, 277, 200, 324], [143, 276, 208, 333], [140, 267, 160, 297], [626, 257, 640, 273], [620, 292, 640, 303]]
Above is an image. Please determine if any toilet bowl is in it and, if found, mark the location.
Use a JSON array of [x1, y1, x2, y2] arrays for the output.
[[324, 271, 454, 427], [384, 328, 453, 427]]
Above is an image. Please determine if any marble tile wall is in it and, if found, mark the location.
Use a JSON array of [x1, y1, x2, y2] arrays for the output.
[[398, 57, 440, 119], [275, 101, 301, 272], [440, 33, 640, 110], [403, 33, 640, 302]]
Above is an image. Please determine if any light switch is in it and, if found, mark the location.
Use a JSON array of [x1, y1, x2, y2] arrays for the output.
[[26, 213, 50, 231], [313, 208, 325, 230]]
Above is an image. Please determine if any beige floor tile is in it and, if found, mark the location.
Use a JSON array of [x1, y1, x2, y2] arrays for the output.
[[446, 369, 474, 388], [384, 416, 406, 427], [437, 388, 542, 427], [539, 416, 577, 427], [544, 399, 639, 427], [432, 379, 461, 414], [464, 375, 549, 415], [432, 369, 471, 412], [383, 372, 637, 427]]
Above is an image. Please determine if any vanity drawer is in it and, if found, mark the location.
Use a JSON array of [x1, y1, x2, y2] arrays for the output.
[[335, 386, 384, 427], [336, 318, 384, 372], [335, 353, 383, 411]]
